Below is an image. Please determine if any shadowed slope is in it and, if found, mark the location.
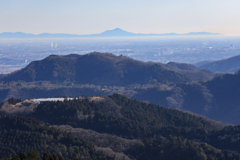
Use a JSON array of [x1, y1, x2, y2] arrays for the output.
[[164, 62, 214, 81], [199, 54, 240, 73]]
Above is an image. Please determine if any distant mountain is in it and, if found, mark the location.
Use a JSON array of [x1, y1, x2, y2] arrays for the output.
[[0, 28, 222, 38], [199, 54, 240, 73], [0, 32, 36, 38], [1, 52, 190, 85], [186, 32, 221, 35], [0, 32, 81, 38], [90, 28, 136, 37]]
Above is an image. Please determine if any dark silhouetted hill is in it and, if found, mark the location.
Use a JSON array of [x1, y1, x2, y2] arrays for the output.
[[1, 52, 190, 85]]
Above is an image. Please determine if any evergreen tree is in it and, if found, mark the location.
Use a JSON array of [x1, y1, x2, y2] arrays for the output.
[[19, 153, 25, 160], [43, 152, 50, 160], [49, 155, 54, 160], [27, 150, 41, 160], [59, 156, 64, 160], [52, 154, 57, 160]]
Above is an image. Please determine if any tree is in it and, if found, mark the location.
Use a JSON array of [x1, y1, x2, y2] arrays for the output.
[[19, 152, 25, 160], [43, 152, 50, 160], [49, 155, 54, 160], [52, 154, 57, 160], [27, 150, 41, 160], [59, 156, 64, 160]]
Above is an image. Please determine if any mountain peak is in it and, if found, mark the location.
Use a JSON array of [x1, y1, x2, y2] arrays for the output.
[[99, 28, 135, 37], [113, 28, 123, 30], [106, 28, 126, 31]]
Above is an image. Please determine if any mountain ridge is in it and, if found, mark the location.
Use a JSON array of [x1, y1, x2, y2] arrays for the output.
[[0, 52, 190, 85], [199, 54, 240, 73], [0, 28, 222, 38]]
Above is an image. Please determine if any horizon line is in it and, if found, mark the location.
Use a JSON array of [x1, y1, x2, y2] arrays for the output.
[[0, 28, 223, 36]]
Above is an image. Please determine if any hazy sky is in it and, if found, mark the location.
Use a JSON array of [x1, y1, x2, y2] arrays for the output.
[[1, 0, 240, 36]]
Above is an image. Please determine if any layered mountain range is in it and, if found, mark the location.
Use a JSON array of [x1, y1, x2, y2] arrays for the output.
[[0, 52, 240, 125], [1, 52, 240, 159]]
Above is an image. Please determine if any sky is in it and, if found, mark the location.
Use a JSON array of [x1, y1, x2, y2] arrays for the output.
[[1, 0, 240, 36]]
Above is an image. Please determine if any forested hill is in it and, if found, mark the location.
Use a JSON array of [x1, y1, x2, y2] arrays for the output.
[[26, 94, 223, 139], [2, 95, 240, 159], [0, 52, 190, 85], [0, 94, 224, 139], [203, 71, 240, 122], [133, 70, 240, 124]]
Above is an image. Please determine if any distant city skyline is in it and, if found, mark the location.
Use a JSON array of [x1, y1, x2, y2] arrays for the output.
[[1, 0, 240, 36]]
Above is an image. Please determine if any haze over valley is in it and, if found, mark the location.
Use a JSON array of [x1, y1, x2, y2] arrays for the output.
[[1, 35, 240, 74]]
